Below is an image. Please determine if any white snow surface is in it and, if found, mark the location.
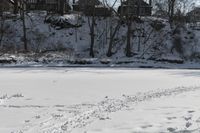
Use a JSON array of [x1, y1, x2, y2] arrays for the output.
[[0, 68, 200, 133]]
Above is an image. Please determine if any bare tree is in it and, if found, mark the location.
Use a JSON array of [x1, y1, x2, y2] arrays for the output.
[[106, 20, 121, 57], [87, 4, 96, 57], [126, 17, 132, 57], [14, 0, 19, 14], [0, 17, 6, 47], [167, 0, 176, 26], [154, 0, 195, 26], [125, 0, 134, 57], [20, 0, 28, 51], [104, 0, 123, 57], [105, 0, 135, 57], [0, 4, 6, 48], [88, 17, 95, 57], [176, 0, 195, 15], [0, 2, 3, 16], [59, 0, 65, 16]]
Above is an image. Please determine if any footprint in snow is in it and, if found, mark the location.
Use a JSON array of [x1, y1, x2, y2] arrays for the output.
[[54, 105, 65, 107], [167, 127, 177, 132], [188, 110, 195, 113], [196, 118, 200, 123], [25, 120, 30, 123], [141, 125, 153, 129], [167, 116, 177, 120], [35, 115, 41, 119], [184, 116, 192, 121], [185, 122, 192, 128]]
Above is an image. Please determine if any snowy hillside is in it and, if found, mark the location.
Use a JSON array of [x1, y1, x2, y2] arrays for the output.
[[0, 11, 200, 67]]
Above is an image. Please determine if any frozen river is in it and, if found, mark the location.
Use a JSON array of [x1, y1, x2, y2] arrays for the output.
[[0, 68, 200, 133]]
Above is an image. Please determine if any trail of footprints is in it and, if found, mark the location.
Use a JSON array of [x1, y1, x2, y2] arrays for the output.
[[166, 110, 200, 133], [11, 86, 200, 133]]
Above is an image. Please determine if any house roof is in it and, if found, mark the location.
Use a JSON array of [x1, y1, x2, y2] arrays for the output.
[[1, 0, 14, 5], [0, 0, 13, 8], [189, 7, 200, 13], [26, 0, 70, 4], [122, 0, 150, 7], [187, 7, 200, 17], [75, 0, 102, 6]]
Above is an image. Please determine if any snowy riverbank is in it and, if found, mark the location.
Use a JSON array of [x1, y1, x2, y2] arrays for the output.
[[1, 52, 200, 69]]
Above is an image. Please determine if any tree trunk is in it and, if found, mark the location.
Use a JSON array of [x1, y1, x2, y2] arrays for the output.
[[106, 22, 121, 57], [168, 0, 171, 17], [126, 16, 132, 57], [149, 0, 152, 6], [126, 0, 132, 57], [137, 0, 141, 17], [89, 15, 95, 57], [168, 0, 176, 27], [106, 0, 123, 57], [21, 0, 28, 51], [0, 5, 3, 16], [59, 0, 65, 15], [14, 0, 19, 14], [88, 5, 96, 58], [0, 17, 5, 47], [171, 0, 175, 22]]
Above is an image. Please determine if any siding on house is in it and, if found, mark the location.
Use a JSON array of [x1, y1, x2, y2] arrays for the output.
[[26, 0, 58, 11], [72, 0, 101, 12], [187, 8, 200, 22], [84, 6, 111, 17], [0, 0, 13, 12], [118, 0, 152, 16], [72, 0, 111, 17], [26, 0, 70, 13]]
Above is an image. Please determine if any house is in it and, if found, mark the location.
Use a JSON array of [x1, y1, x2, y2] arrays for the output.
[[72, 0, 111, 17], [0, 0, 15, 13], [72, 0, 101, 12], [26, 0, 71, 13], [117, 0, 152, 16], [153, 10, 169, 19], [186, 7, 200, 23], [0, 0, 20, 15]]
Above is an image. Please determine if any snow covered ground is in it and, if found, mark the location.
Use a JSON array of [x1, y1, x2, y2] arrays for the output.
[[0, 68, 200, 133], [1, 12, 200, 61]]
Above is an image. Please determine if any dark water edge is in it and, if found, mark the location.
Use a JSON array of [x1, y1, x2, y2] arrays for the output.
[[1, 63, 200, 70]]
